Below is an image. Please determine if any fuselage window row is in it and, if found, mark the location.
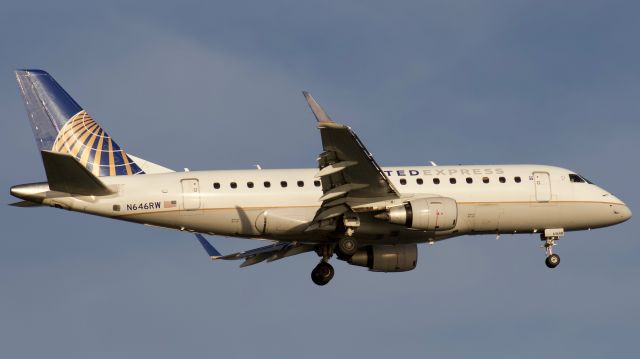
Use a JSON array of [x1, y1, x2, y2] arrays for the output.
[[214, 175, 525, 189], [212, 179, 322, 190], [395, 176, 524, 186]]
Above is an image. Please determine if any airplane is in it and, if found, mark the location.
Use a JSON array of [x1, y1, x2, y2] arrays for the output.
[[10, 69, 632, 286]]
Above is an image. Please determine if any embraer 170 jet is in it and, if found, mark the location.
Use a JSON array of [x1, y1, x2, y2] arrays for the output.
[[10, 70, 632, 286]]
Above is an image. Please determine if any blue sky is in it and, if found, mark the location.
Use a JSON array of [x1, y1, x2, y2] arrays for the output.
[[0, 1, 638, 358]]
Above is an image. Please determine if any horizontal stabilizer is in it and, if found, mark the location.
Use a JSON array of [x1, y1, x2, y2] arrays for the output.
[[193, 234, 314, 267], [41, 150, 114, 196], [9, 200, 43, 208]]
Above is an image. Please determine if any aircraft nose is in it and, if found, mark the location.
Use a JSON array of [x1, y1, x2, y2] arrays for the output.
[[619, 204, 632, 222], [611, 202, 632, 224]]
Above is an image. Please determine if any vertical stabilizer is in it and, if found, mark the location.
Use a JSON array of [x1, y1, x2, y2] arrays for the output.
[[15, 69, 144, 176]]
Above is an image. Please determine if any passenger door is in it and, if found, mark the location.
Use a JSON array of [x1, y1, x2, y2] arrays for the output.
[[533, 172, 552, 202], [181, 179, 201, 210]]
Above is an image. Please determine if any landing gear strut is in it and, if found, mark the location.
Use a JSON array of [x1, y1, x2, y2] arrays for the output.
[[541, 230, 563, 269]]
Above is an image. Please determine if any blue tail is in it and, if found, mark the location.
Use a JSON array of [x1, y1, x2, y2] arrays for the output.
[[15, 69, 144, 176]]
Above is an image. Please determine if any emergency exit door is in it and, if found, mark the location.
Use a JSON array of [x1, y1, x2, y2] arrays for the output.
[[181, 179, 201, 210], [533, 172, 551, 202]]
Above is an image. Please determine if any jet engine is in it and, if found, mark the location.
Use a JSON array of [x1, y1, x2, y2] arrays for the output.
[[377, 197, 458, 231], [347, 244, 417, 272]]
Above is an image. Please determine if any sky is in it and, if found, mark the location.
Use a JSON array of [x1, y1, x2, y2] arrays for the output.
[[0, 0, 638, 357]]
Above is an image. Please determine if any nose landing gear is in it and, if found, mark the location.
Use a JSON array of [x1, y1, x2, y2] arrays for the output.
[[541, 229, 564, 269], [545, 250, 560, 268]]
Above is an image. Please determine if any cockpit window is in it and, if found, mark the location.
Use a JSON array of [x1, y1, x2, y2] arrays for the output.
[[569, 174, 584, 183], [569, 174, 593, 184]]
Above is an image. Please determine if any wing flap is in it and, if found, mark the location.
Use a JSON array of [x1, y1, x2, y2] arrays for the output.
[[319, 183, 369, 201], [315, 161, 358, 178]]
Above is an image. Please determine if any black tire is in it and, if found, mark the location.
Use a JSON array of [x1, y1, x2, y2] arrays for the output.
[[338, 237, 358, 257], [545, 254, 560, 268], [311, 262, 335, 286]]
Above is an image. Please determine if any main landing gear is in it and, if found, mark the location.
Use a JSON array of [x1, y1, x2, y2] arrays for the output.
[[311, 261, 334, 286], [541, 229, 564, 269], [311, 215, 360, 286], [337, 237, 358, 257], [311, 243, 339, 286]]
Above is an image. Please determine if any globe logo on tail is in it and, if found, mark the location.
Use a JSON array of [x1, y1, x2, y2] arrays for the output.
[[52, 110, 144, 177]]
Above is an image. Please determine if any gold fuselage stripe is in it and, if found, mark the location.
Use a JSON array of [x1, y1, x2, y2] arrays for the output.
[[112, 200, 624, 218]]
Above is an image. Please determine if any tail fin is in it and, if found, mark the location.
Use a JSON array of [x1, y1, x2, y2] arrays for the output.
[[15, 69, 144, 177]]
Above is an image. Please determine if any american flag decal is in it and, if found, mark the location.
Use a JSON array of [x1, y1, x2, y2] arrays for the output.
[[164, 200, 177, 208]]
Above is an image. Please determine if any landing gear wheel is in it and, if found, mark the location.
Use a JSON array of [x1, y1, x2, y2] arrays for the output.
[[545, 254, 560, 268], [337, 237, 358, 257], [311, 261, 335, 286]]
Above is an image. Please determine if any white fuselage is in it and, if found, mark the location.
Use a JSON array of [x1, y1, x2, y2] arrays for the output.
[[21, 164, 630, 245]]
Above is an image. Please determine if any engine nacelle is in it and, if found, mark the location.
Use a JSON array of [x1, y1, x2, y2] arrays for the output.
[[385, 197, 458, 231], [347, 244, 417, 272]]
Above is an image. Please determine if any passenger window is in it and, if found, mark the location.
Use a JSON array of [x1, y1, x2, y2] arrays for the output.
[[213, 182, 220, 189], [466, 177, 473, 184], [230, 182, 237, 189], [450, 178, 456, 184], [400, 179, 407, 185], [297, 180, 304, 187], [314, 180, 321, 187], [499, 177, 506, 183], [416, 178, 423, 185], [264, 181, 271, 188], [281, 181, 288, 188], [247, 182, 254, 188], [514, 176, 521, 183], [433, 178, 440, 185], [482, 177, 489, 184]]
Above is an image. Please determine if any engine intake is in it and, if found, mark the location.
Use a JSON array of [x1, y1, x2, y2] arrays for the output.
[[347, 244, 417, 272], [381, 197, 457, 231]]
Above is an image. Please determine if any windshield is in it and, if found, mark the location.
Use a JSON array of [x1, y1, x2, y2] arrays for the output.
[[569, 173, 593, 184]]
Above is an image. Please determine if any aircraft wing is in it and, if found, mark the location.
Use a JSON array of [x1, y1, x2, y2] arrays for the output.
[[194, 234, 315, 268], [302, 92, 400, 224]]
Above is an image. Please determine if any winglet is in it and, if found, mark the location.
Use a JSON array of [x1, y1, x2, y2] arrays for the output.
[[302, 91, 333, 123], [194, 233, 222, 259]]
